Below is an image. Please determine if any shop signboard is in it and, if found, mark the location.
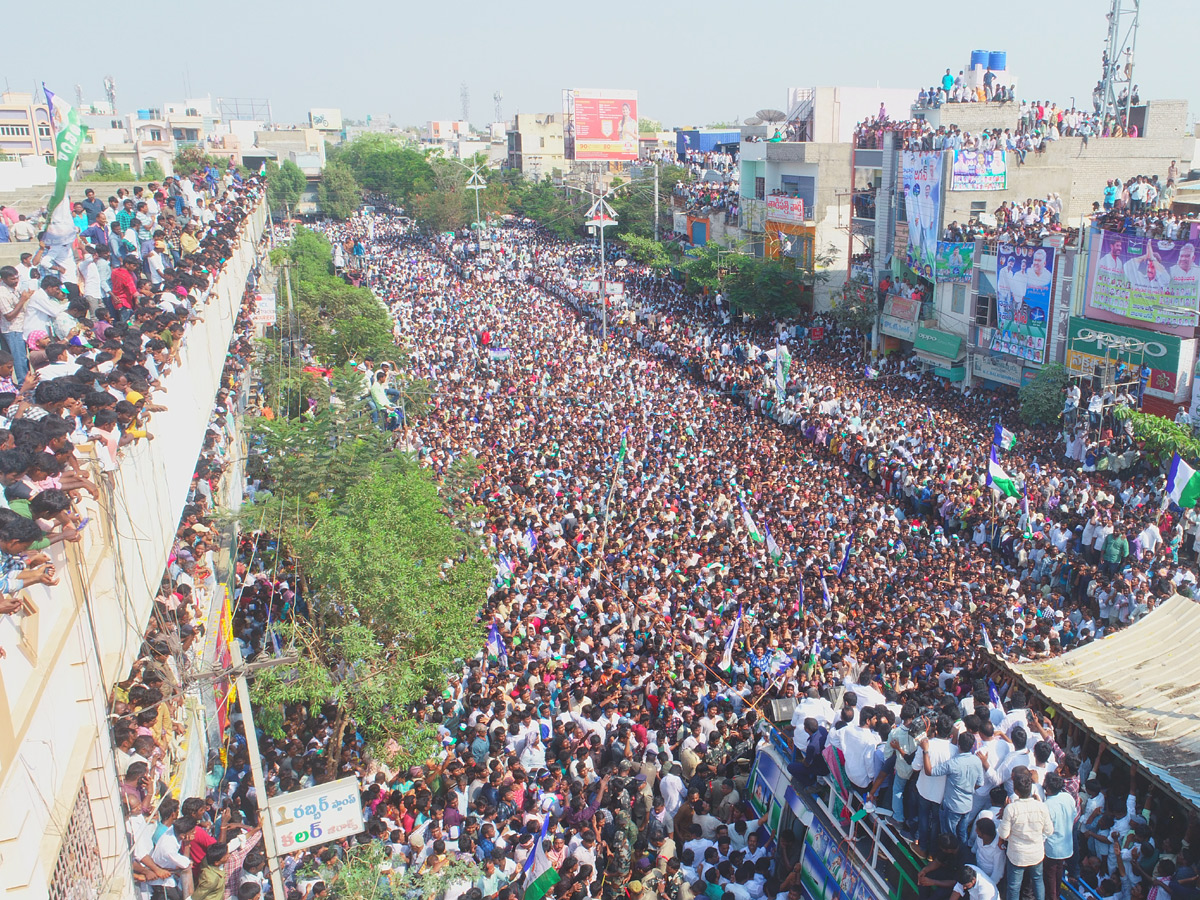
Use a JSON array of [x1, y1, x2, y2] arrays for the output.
[[1066, 317, 1183, 400], [766, 195, 807, 223], [267, 777, 364, 855]]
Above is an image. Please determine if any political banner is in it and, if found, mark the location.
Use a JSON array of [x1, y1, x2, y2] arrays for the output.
[[1085, 230, 1200, 334], [934, 241, 975, 283], [950, 149, 1008, 191], [563, 89, 639, 161], [901, 151, 943, 279], [991, 243, 1056, 364], [766, 196, 806, 223]]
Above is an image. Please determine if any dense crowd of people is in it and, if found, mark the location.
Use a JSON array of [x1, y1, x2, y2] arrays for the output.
[[177, 205, 1200, 900]]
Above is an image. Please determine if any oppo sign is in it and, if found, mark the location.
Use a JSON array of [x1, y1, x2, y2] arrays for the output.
[[1069, 328, 1169, 360]]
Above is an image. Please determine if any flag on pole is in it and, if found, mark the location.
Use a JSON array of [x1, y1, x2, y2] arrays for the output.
[[41, 85, 86, 252], [1021, 483, 1029, 520], [494, 552, 513, 587], [719, 607, 742, 671], [524, 526, 538, 553], [820, 575, 831, 611], [795, 579, 805, 617], [987, 677, 1005, 712], [837, 532, 854, 578], [981, 626, 994, 655], [993, 423, 1017, 451], [616, 426, 629, 469], [1167, 454, 1200, 509], [522, 814, 559, 900], [987, 446, 1021, 498], [259, 161, 268, 177], [771, 651, 794, 679], [765, 526, 782, 564], [486, 622, 508, 668], [739, 497, 764, 543]]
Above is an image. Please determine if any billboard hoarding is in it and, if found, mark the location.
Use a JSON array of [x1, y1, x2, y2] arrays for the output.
[[991, 243, 1056, 364], [1085, 230, 1200, 333], [901, 151, 943, 280], [766, 196, 806, 223], [950, 149, 1007, 191], [308, 108, 343, 131], [934, 241, 975, 283], [1066, 317, 1187, 401], [563, 89, 639, 161]]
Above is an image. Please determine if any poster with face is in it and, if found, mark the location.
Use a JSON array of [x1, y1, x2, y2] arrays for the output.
[[1086, 230, 1200, 333], [991, 243, 1056, 364]]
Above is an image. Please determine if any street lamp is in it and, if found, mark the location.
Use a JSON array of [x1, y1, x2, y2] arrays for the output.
[[447, 155, 488, 238]]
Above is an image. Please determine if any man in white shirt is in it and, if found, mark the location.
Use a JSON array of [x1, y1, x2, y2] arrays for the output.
[[912, 717, 954, 852], [148, 816, 197, 894], [22, 275, 69, 341], [840, 706, 884, 790], [950, 864, 1000, 900], [790, 687, 835, 735]]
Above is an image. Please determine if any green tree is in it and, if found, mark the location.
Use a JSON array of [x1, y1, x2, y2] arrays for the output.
[[267, 159, 306, 217], [83, 153, 135, 182], [309, 841, 478, 900], [620, 234, 673, 270], [141, 158, 166, 181], [609, 164, 690, 241], [725, 257, 808, 318], [707, 120, 736, 129], [329, 134, 433, 206], [318, 160, 361, 220], [679, 242, 742, 295], [638, 118, 664, 133], [1113, 406, 1200, 466], [828, 280, 878, 333], [410, 158, 471, 232], [251, 460, 492, 773], [173, 144, 223, 175], [1018, 363, 1070, 426], [506, 174, 584, 240]]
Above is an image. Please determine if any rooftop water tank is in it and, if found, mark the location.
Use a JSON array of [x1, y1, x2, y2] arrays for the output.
[[970, 50, 988, 70], [988, 50, 1007, 71]]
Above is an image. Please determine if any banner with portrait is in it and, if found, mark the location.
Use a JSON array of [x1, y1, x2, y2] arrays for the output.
[[901, 151, 943, 280], [950, 149, 1007, 191], [1085, 230, 1200, 335], [990, 243, 1056, 364], [934, 241, 975, 283]]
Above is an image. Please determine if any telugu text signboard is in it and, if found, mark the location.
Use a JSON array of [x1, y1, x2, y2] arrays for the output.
[[766, 196, 807, 223], [564, 89, 639, 161], [1085, 229, 1200, 335], [267, 777, 363, 856], [991, 243, 1056, 365], [950, 149, 1007, 191]]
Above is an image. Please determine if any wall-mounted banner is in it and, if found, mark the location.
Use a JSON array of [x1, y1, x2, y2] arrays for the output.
[[950, 149, 1007, 191], [991, 243, 1056, 364]]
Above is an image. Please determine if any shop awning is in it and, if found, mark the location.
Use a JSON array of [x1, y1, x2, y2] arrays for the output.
[[914, 326, 964, 367], [1012, 596, 1200, 809]]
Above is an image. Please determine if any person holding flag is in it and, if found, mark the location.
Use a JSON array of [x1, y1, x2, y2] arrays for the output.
[[986, 446, 1022, 498], [993, 423, 1017, 451], [719, 606, 742, 673]]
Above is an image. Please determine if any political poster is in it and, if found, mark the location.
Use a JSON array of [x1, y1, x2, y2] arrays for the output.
[[563, 89, 639, 161], [901, 151, 943, 279], [950, 149, 1008, 191], [766, 196, 806, 223], [1085, 230, 1200, 334], [934, 241, 975, 283], [990, 243, 1056, 364]]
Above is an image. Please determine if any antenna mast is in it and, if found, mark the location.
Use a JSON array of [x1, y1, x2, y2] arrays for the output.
[[1097, 0, 1140, 129]]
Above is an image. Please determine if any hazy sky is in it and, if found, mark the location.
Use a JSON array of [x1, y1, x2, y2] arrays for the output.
[[5, 0, 1198, 129]]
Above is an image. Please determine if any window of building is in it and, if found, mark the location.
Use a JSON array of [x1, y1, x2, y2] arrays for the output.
[[952, 284, 967, 314], [149, 129, 162, 141], [975, 293, 996, 327], [754, 177, 765, 200], [0, 125, 31, 136], [37, 125, 51, 137], [969, 200, 988, 216], [779, 174, 816, 212]]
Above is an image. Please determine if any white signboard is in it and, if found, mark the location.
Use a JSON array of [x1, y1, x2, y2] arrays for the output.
[[267, 776, 363, 855], [251, 292, 277, 327], [583, 281, 625, 296]]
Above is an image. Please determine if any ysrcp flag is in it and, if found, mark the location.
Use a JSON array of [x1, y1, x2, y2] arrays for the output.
[[993, 424, 1017, 451], [42, 85, 87, 250], [1167, 453, 1200, 509]]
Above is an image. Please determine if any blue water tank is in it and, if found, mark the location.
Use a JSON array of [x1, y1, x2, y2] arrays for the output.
[[988, 50, 1007, 71], [970, 50, 988, 70], [136, 109, 151, 120]]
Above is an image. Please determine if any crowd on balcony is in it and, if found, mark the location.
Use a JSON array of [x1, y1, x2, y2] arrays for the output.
[[674, 180, 741, 220], [1090, 168, 1197, 239], [144, 205, 1200, 900], [0, 170, 267, 897]]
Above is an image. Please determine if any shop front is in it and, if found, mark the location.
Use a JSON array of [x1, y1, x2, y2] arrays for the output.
[[914, 325, 966, 381]]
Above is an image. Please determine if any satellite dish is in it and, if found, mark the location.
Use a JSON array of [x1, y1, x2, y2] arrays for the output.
[[756, 108, 787, 123], [744, 116, 763, 126]]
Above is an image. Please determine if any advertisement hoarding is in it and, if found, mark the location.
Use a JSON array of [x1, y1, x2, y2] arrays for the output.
[[934, 241, 975, 283], [563, 89, 639, 161], [901, 151, 943, 279], [766, 196, 807, 223], [950, 149, 1008, 191], [971, 353, 1024, 386], [267, 777, 364, 855], [1066, 317, 1188, 401], [1085, 230, 1200, 335], [308, 108, 343, 131], [991, 243, 1056, 365]]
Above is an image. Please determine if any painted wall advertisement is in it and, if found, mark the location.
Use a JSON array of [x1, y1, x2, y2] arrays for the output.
[[1066, 317, 1185, 401], [767, 196, 807, 223], [1085, 230, 1200, 335], [563, 89, 639, 161], [950, 149, 1008, 191], [935, 241, 975, 283], [991, 243, 1056, 364], [901, 151, 943, 280], [267, 777, 364, 855]]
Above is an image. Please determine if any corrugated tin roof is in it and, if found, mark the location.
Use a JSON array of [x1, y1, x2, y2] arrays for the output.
[[1014, 596, 1200, 808]]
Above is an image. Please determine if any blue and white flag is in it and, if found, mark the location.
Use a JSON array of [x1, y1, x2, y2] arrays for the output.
[[521, 811, 552, 881], [495, 552, 514, 587], [981, 626, 995, 655], [771, 651, 794, 679], [488, 347, 512, 361], [837, 532, 854, 578], [820, 575, 831, 611], [864, 365, 878, 380], [524, 526, 539, 553], [486, 622, 508, 667], [993, 423, 1017, 451], [795, 579, 805, 617], [719, 607, 742, 671], [987, 677, 1005, 711], [765, 526, 782, 564]]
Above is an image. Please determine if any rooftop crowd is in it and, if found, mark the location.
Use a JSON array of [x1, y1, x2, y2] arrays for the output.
[[164, 204, 1200, 900]]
